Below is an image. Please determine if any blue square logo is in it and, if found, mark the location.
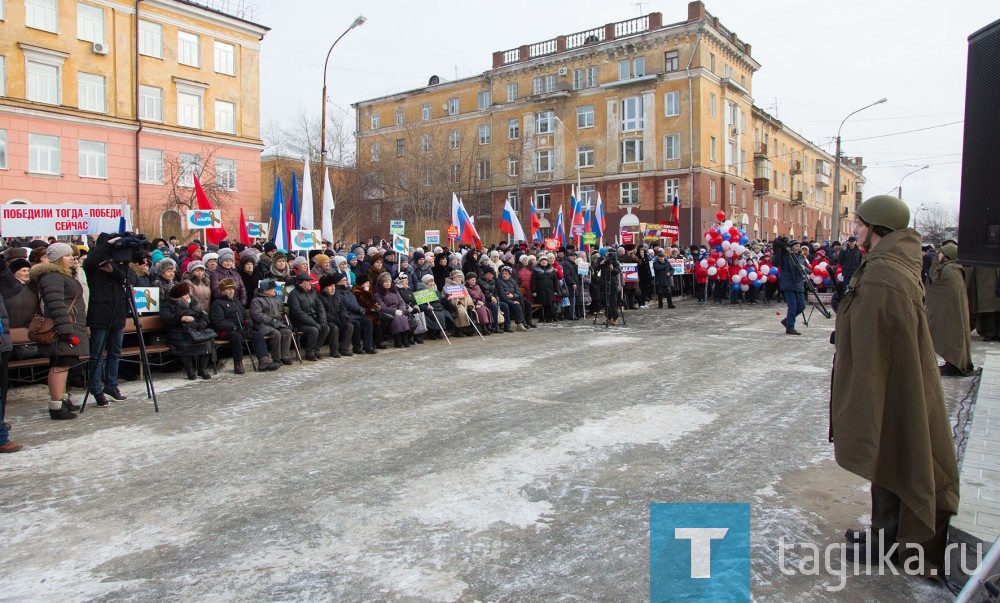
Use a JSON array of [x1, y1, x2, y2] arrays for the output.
[[650, 503, 750, 602]]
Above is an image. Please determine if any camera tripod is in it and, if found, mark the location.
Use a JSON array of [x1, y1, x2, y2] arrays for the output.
[[81, 264, 158, 412], [592, 259, 626, 327], [798, 265, 832, 325]]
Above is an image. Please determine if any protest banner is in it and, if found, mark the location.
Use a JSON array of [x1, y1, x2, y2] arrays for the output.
[[621, 232, 635, 245], [424, 230, 440, 245], [393, 234, 410, 254], [621, 262, 638, 283], [669, 259, 685, 275], [443, 284, 466, 300], [413, 288, 439, 305], [543, 238, 559, 251], [1, 204, 125, 237], [291, 230, 321, 250], [389, 220, 405, 235], [186, 209, 223, 229], [247, 222, 270, 238], [133, 287, 160, 315]]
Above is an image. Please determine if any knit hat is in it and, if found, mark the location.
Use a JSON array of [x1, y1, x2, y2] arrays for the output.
[[347, 253, 357, 261], [203, 252, 219, 264], [169, 281, 191, 298], [9, 258, 31, 272], [499, 265, 513, 274], [217, 248, 235, 264], [395, 273, 409, 284], [154, 258, 177, 275], [290, 256, 308, 269], [318, 274, 339, 289], [421, 274, 435, 285], [151, 249, 165, 265], [186, 260, 205, 273], [334, 255, 348, 267], [412, 250, 425, 261], [218, 278, 237, 291], [449, 270, 464, 280], [259, 278, 277, 291], [263, 242, 277, 253], [941, 243, 958, 260], [465, 271, 477, 280], [313, 254, 331, 267], [271, 252, 287, 263], [377, 272, 393, 286], [186, 243, 200, 256], [44, 242, 73, 262]]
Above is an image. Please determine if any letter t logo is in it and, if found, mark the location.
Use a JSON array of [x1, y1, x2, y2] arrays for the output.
[[674, 528, 729, 578]]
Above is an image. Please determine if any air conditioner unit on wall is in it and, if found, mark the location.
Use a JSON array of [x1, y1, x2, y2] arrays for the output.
[[92, 42, 109, 55], [558, 67, 568, 76]]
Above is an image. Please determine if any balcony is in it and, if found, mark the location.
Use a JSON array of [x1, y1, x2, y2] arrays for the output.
[[754, 143, 767, 157], [721, 77, 749, 96], [791, 191, 804, 205], [753, 178, 769, 194], [855, 192, 863, 204], [790, 160, 802, 175], [815, 171, 830, 187]]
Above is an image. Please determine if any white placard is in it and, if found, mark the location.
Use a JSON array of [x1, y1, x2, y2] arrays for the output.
[[186, 209, 223, 229], [0, 204, 124, 237]]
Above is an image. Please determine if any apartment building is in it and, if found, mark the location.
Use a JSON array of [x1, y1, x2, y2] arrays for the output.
[[353, 1, 864, 245], [0, 0, 268, 239]]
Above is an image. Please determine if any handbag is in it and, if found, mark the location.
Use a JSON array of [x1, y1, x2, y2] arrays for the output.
[[557, 279, 569, 297], [185, 328, 217, 344], [409, 312, 428, 334], [28, 291, 80, 345]]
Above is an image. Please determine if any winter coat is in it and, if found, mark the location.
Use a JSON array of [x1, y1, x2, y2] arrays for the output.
[[517, 266, 534, 294], [532, 264, 559, 305], [413, 282, 450, 331], [0, 295, 12, 354], [335, 284, 367, 321], [776, 251, 806, 292], [29, 262, 89, 358], [694, 262, 709, 285], [837, 245, 863, 284], [239, 264, 259, 308], [375, 286, 410, 334], [81, 241, 129, 330], [210, 265, 246, 305], [431, 262, 452, 291], [155, 276, 177, 304], [965, 266, 1000, 316], [466, 283, 493, 324], [462, 252, 483, 279], [0, 263, 39, 328], [249, 291, 288, 337], [479, 277, 500, 304], [183, 274, 213, 314], [287, 286, 327, 330], [352, 286, 381, 324], [366, 266, 386, 288], [127, 265, 153, 288], [269, 261, 291, 284], [159, 296, 212, 356], [830, 228, 959, 572], [319, 289, 349, 330], [209, 295, 250, 337], [925, 260, 973, 374], [652, 258, 674, 291], [180, 252, 200, 274]]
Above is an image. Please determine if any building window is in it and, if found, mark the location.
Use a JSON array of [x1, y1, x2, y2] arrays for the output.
[[618, 60, 629, 81], [478, 124, 491, 145], [78, 140, 106, 178], [214, 41, 235, 75], [577, 104, 594, 129], [370, 113, 380, 130], [508, 157, 519, 177], [177, 91, 202, 128], [139, 148, 162, 183], [77, 2, 104, 44], [26, 60, 60, 104], [508, 118, 519, 140], [573, 66, 598, 90], [724, 64, 733, 79], [0, 130, 7, 169], [754, 197, 760, 217], [665, 91, 680, 117], [578, 184, 595, 207], [532, 75, 556, 95], [0, 57, 5, 97], [622, 140, 644, 164], [619, 59, 644, 80], [421, 134, 431, 152], [449, 164, 461, 184], [535, 150, 554, 173], [621, 97, 644, 131], [138, 20, 162, 58], [664, 134, 680, 161], [782, 173, 787, 192], [620, 181, 639, 205], [710, 136, 717, 162], [507, 191, 520, 214], [139, 85, 162, 121], [536, 110, 554, 134], [664, 50, 679, 73], [421, 167, 432, 187], [216, 158, 236, 190], [395, 109, 404, 125], [178, 152, 201, 187], [25, 0, 57, 32], [477, 90, 491, 110], [77, 72, 105, 113], [534, 189, 551, 211], [372, 204, 380, 222], [740, 189, 746, 209], [177, 31, 200, 68], [729, 183, 736, 206], [586, 66, 598, 87], [577, 145, 594, 168], [709, 93, 718, 119], [709, 180, 717, 205], [447, 97, 459, 116], [477, 159, 491, 181], [395, 139, 405, 157], [28, 133, 60, 174], [665, 178, 680, 204], [449, 130, 460, 149], [370, 142, 380, 162], [506, 82, 518, 102], [215, 100, 235, 134], [421, 103, 430, 121], [709, 53, 716, 73], [634, 56, 645, 77]]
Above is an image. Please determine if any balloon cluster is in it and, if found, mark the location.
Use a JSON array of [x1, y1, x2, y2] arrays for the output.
[[808, 252, 835, 288], [703, 211, 750, 259], [697, 211, 779, 291]]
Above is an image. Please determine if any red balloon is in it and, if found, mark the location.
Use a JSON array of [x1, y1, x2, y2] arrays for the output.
[[767, 275, 777, 283], [710, 251, 720, 259], [741, 277, 750, 285], [716, 211, 726, 222]]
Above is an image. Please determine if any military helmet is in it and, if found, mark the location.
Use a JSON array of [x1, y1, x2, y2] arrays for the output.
[[940, 243, 958, 260], [856, 195, 910, 232]]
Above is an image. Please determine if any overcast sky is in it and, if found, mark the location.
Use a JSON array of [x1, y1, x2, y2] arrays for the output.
[[255, 0, 997, 221]]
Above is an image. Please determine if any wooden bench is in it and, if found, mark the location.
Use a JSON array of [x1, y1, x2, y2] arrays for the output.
[[519, 287, 543, 319]]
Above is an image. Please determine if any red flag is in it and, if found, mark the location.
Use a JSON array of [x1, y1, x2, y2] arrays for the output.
[[238, 207, 251, 246], [193, 174, 228, 245]]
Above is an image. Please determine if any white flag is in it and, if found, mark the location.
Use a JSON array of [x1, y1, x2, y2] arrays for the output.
[[321, 167, 335, 243], [299, 159, 314, 230]]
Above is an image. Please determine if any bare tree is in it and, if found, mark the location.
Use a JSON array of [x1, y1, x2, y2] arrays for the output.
[[917, 204, 959, 243]]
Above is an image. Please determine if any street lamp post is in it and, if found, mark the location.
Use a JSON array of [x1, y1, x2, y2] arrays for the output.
[[832, 97, 887, 242], [318, 15, 366, 221], [912, 203, 928, 230], [896, 165, 929, 201]]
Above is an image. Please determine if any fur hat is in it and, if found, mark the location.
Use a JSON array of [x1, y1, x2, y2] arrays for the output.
[[169, 281, 191, 298], [218, 278, 237, 291], [377, 272, 393, 286], [355, 274, 370, 286], [465, 271, 478, 280], [263, 242, 277, 253], [449, 270, 464, 280], [421, 274, 435, 285], [10, 258, 31, 272], [370, 253, 383, 263], [186, 260, 206, 273], [217, 248, 235, 264], [153, 258, 177, 275], [290, 256, 309, 269], [318, 274, 339, 289], [271, 252, 287, 263], [202, 252, 219, 263]]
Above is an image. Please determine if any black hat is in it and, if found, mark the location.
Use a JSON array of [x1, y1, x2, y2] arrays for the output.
[[465, 271, 478, 280], [356, 274, 370, 286], [846, 236, 857, 243], [293, 272, 313, 284], [263, 242, 277, 253], [318, 274, 339, 289], [169, 281, 191, 298], [9, 258, 31, 272]]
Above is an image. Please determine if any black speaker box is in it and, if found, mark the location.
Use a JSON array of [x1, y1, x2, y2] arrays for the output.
[[958, 18, 1000, 267]]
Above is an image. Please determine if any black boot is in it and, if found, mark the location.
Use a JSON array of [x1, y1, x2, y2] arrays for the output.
[[181, 356, 196, 380], [393, 334, 404, 348], [197, 356, 212, 380]]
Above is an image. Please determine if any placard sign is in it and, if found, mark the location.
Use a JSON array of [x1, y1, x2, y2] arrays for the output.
[[413, 288, 439, 305], [133, 287, 160, 315], [393, 234, 410, 254], [187, 209, 223, 229], [1, 204, 125, 237], [424, 230, 441, 245], [583, 233, 597, 246], [446, 225, 459, 240], [389, 220, 406, 235], [443, 284, 466, 300], [661, 223, 680, 239], [291, 229, 321, 250], [577, 262, 590, 275], [571, 224, 585, 236], [621, 232, 635, 245], [669, 259, 685, 275], [543, 238, 559, 251], [621, 262, 638, 283], [247, 222, 270, 238]]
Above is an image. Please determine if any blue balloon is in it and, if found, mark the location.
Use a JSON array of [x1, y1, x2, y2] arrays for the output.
[[739, 229, 746, 236], [740, 236, 749, 245], [722, 233, 731, 241], [715, 245, 724, 252], [751, 280, 763, 288], [731, 283, 741, 292], [770, 267, 779, 275], [823, 278, 832, 285]]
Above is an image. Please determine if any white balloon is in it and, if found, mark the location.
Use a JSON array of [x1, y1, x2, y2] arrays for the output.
[[731, 274, 741, 283], [723, 220, 734, 229], [721, 241, 731, 250], [837, 273, 844, 282], [707, 266, 718, 276], [738, 269, 747, 278], [716, 258, 726, 267], [759, 264, 770, 273], [724, 250, 735, 258], [740, 284, 750, 292], [700, 259, 709, 268], [812, 275, 823, 284]]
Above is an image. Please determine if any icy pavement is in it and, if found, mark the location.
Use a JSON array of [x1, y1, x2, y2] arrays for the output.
[[0, 297, 989, 602]]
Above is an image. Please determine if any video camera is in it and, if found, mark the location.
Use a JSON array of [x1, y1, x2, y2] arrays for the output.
[[98, 232, 151, 264], [772, 236, 790, 252]]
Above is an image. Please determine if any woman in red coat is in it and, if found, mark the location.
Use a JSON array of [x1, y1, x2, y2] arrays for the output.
[[714, 261, 730, 304], [694, 259, 709, 304]]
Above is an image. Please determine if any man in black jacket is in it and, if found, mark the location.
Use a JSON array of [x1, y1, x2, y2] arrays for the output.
[[82, 235, 129, 407], [334, 273, 376, 354], [317, 274, 354, 358], [209, 278, 278, 373], [287, 272, 329, 361]]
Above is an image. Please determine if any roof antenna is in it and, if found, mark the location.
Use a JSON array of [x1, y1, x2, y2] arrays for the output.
[[633, 1, 648, 16]]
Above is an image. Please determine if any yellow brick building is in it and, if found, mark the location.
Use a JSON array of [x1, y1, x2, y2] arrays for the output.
[[352, 1, 863, 246], [0, 0, 268, 239]]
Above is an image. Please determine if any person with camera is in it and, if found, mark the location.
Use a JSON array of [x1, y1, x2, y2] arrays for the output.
[[595, 248, 623, 325], [287, 272, 329, 361], [210, 278, 277, 373], [82, 234, 131, 407], [775, 238, 808, 335]]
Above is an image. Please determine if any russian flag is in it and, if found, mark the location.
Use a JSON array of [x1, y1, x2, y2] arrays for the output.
[[592, 194, 605, 240], [672, 195, 680, 222], [553, 206, 565, 245], [530, 203, 542, 242], [457, 199, 482, 248], [499, 198, 527, 242], [584, 205, 593, 234]]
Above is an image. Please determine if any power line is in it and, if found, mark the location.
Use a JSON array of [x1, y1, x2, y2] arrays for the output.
[[842, 121, 963, 143]]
